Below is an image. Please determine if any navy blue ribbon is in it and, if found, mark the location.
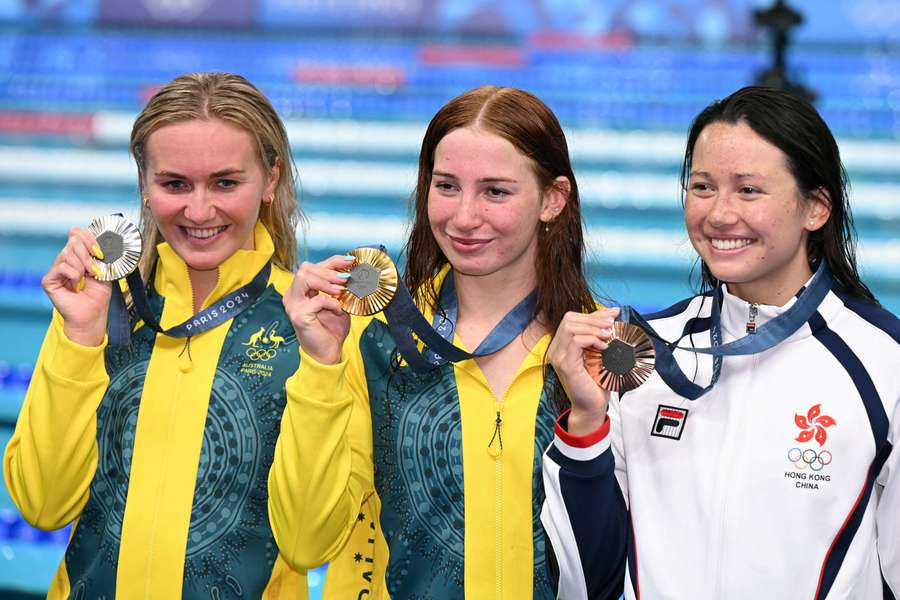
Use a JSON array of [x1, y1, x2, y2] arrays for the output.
[[107, 262, 271, 348], [384, 266, 537, 373], [107, 283, 132, 349], [623, 262, 833, 400]]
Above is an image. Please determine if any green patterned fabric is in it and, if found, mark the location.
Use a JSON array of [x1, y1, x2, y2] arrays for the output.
[[65, 285, 299, 598], [360, 320, 557, 599]]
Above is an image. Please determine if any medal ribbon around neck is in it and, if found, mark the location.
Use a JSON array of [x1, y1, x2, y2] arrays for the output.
[[125, 261, 271, 341], [339, 246, 537, 373], [90, 214, 271, 348], [624, 261, 833, 400], [421, 271, 538, 366]]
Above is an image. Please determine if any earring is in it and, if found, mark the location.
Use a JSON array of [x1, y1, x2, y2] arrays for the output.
[[142, 196, 150, 207], [544, 223, 550, 232], [263, 194, 274, 205]]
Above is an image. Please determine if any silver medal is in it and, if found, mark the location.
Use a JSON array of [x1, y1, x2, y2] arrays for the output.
[[87, 214, 143, 281]]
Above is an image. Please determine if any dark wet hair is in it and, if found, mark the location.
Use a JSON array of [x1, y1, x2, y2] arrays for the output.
[[680, 86, 877, 304]]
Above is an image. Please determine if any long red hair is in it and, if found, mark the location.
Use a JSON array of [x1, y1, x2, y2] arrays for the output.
[[403, 86, 595, 409]]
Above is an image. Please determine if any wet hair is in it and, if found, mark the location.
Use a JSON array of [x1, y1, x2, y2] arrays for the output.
[[130, 72, 301, 277], [405, 86, 594, 332], [404, 85, 595, 411], [680, 85, 877, 303]]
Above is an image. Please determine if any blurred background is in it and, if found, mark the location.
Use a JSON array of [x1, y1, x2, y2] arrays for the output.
[[0, 0, 898, 597]]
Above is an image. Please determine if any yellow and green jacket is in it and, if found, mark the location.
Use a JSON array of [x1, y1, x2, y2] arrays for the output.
[[4, 223, 308, 599], [269, 268, 559, 599]]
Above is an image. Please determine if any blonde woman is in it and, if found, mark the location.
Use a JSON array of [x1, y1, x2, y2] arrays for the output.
[[4, 73, 310, 598]]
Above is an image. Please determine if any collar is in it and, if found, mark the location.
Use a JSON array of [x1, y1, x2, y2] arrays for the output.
[[451, 325, 550, 396], [718, 270, 837, 344], [423, 263, 550, 379], [153, 221, 274, 329], [421, 263, 453, 322]]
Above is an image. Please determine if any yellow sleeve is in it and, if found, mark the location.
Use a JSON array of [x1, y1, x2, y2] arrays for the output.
[[268, 315, 375, 571], [3, 310, 109, 530]]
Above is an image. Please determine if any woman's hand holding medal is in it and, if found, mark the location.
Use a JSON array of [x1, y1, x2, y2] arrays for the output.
[[547, 307, 619, 436], [285, 247, 398, 365], [283, 255, 355, 365], [42, 227, 112, 347]]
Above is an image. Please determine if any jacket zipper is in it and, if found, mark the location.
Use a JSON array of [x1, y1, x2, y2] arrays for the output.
[[745, 303, 759, 334], [711, 351, 759, 597], [487, 401, 504, 599]]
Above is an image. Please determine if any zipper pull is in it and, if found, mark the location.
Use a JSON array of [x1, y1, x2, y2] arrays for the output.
[[487, 405, 503, 458], [178, 336, 194, 373], [745, 303, 758, 335]]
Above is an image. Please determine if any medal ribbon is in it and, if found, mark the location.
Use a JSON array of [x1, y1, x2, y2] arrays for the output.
[[623, 262, 832, 400], [383, 266, 537, 373], [107, 262, 271, 347]]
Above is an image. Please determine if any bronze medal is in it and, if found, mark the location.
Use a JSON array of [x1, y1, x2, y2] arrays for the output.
[[337, 247, 398, 316], [584, 321, 655, 392], [86, 214, 143, 281]]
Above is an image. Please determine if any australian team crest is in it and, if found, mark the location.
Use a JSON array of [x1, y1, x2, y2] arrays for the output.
[[239, 320, 292, 377]]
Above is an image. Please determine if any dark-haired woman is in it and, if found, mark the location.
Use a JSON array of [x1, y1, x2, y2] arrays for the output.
[[269, 86, 627, 598], [543, 86, 900, 599]]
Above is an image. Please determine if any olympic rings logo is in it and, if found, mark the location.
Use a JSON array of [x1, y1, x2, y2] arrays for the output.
[[245, 347, 277, 361], [787, 447, 832, 471]]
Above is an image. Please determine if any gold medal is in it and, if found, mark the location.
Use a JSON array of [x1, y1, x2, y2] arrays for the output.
[[584, 321, 655, 392], [337, 247, 398, 316], [86, 214, 143, 281]]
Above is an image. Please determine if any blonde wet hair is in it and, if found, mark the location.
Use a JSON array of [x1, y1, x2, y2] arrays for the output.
[[130, 72, 301, 277]]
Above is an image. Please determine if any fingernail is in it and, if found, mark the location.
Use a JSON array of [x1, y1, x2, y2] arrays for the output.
[[75, 277, 86, 292], [343, 255, 356, 261], [91, 264, 104, 279], [91, 243, 104, 260], [336, 272, 352, 279]]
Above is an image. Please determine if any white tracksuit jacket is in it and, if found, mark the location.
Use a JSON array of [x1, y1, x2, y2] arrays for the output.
[[541, 283, 900, 600]]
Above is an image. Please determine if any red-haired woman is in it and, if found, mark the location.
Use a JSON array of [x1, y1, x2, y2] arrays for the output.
[[270, 86, 627, 599]]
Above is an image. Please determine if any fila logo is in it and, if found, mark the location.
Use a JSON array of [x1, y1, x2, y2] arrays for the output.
[[651, 405, 689, 440]]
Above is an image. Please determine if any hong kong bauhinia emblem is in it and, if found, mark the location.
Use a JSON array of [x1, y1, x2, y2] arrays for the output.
[[794, 404, 836, 447]]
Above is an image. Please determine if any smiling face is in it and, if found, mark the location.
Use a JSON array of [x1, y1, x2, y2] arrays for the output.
[[143, 118, 278, 274], [684, 121, 830, 304], [427, 126, 564, 287]]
